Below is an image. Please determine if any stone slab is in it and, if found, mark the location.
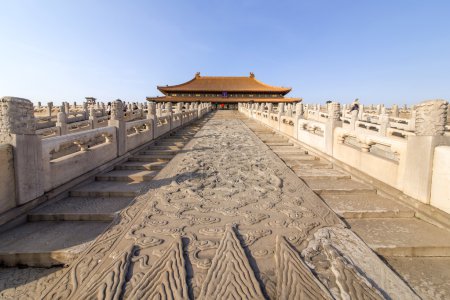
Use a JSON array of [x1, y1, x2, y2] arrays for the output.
[[348, 218, 450, 256], [114, 161, 167, 171], [385, 257, 450, 300], [265, 142, 294, 146], [304, 178, 376, 194], [294, 168, 351, 180], [0, 267, 64, 298], [28, 197, 133, 221], [321, 193, 414, 218], [96, 169, 157, 182], [141, 149, 180, 155], [70, 181, 148, 197], [277, 154, 318, 161], [289, 160, 333, 169], [128, 154, 173, 162], [269, 146, 307, 154], [0, 221, 109, 266]]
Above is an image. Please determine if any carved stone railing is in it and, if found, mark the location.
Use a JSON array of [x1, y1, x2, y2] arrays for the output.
[[41, 127, 117, 191], [125, 119, 153, 152], [239, 99, 450, 214], [154, 115, 171, 138], [1, 97, 212, 217]]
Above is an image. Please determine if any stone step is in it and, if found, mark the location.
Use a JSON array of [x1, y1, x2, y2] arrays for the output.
[[140, 149, 180, 155], [289, 160, 333, 169], [170, 133, 196, 137], [28, 197, 133, 221], [96, 170, 158, 182], [271, 147, 308, 155], [348, 218, 450, 256], [265, 142, 294, 146], [385, 257, 450, 299], [278, 154, 318, 161], [0, 221, 110, 267], [294, 168, 351, 180], [128, 154, 173, 162], [115, 161, 166, 171], [253, 130, 274, 134], [148, 145, 183, 150], [260, 138, 289, 143], [321, 193, 414, 218], [305, 178, 376, 194], [154, 139, 189, 145], [70, 181, 148, 197]]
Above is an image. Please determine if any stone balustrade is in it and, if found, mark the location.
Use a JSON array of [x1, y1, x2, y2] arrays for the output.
[[0, 96, 212, 215], [41, 126, 117, 191], [33, 101, 146, 137], [239, 99, 450, 214]]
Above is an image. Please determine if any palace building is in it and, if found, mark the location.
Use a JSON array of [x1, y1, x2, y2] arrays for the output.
[[146, 72, 301, 109]]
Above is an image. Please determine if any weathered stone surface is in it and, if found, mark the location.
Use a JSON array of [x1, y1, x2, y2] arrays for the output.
[[386, 257, 450, 300], [30, 112, 412, 298], [414, 99, 448, 136], [0, 111, 418, 299], [348, 218, 450, 256], [0, 144, 15, 214]]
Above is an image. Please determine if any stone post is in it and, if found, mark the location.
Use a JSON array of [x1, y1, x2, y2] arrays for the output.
[[403, 99, 450, 203], [286, 104, 293, 117], [108, 99, 126, 156], [276, 103, 284, 130], [278, 103, 285, 115], [147, 101, 157, 134], [82, 102, 88, 119], [56, 110, 68, 135], [156, 103, 162, 117], [101, 103, 106, 116], [376, 104, 381, 115], [64, 102, 70, 115], [391, 104, 399, 118], [295, 103, 303, 118], [358, 104, 364, 120], [47, 102, 53, 117], [89, 106, 97, 129], [350, 110, 358, 131], [325, 102, 342, 155], [37, 102, 41, 109], [0, 97, 44, 205], [176, 103, 182, 113], [73, 101, 77, 110], [266, 103, 272, 113], [147, 102, 156, 120], [379, 113, 389, 136], [166, 102, 174, 129]]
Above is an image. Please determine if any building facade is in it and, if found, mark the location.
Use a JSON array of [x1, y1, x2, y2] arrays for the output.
[[146, 72, 301, 110]]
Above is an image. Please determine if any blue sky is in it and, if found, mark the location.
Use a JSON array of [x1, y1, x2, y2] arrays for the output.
[[1, 0, 449, 105]]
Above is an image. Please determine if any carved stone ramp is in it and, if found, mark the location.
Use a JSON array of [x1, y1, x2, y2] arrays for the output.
[[198, 226, 265, 300], [243, 116, 448, 299], [127, 238, 188, 299], [1, 111, 416, 299], [0, 120, 206, 271], [275, 235, 332, 300]]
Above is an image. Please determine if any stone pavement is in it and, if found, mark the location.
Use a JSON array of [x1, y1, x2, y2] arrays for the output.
[[0, 111, 421, 299], [243, 115, 450, 300]]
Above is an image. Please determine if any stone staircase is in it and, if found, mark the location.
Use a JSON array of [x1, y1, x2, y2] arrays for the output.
[[0, 122, 205, 268], [243, 118, 450, 299]]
